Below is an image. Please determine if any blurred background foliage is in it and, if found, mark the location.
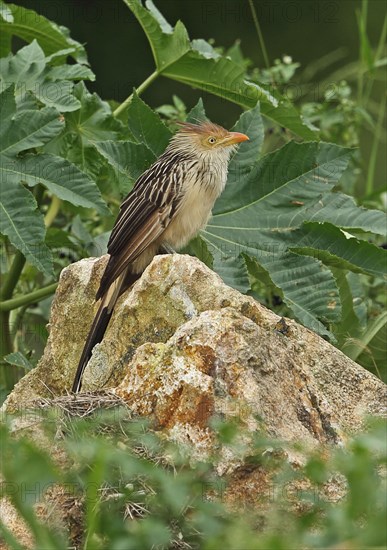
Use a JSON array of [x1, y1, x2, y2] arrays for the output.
[[1, 407, 386, 549]]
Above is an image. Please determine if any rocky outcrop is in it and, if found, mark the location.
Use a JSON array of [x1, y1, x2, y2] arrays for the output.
[[4, 253, 385, 443]]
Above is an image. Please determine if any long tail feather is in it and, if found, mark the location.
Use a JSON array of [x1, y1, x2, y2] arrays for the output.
[[71, 270, 127, 393]]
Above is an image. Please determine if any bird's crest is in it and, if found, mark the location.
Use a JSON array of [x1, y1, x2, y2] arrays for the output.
[[176, 120, 228, 137]]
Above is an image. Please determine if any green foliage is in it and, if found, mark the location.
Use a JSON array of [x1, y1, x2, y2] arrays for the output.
[[0, 1, 87, 61], [123, 0, 316, 140], [0, 40, 93, 111], [0, 411, 385, 549], [0, 0, 385, 391], [0, 83, 108, 275]]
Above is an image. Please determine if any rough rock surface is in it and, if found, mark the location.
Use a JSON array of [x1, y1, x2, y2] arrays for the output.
[[4, 253, 385, 442], [2, 254, 386, 546]]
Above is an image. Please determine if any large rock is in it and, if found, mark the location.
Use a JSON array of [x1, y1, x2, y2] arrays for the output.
[[4, 253, 385, 447]]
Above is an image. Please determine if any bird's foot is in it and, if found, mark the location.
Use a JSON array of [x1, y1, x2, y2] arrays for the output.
[[159, 244, 176, 255]]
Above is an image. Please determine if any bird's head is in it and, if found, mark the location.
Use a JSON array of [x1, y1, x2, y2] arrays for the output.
[[169, 120, 249, 160]]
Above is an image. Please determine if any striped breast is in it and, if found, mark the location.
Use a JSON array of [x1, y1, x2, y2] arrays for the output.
[[161, 156, 227, 249]]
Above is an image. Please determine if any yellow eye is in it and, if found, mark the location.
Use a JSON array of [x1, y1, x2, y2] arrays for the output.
[[208, 136, 216, 144]]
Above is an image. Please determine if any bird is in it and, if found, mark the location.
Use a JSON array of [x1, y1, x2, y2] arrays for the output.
[[71, 120, 249, 392]]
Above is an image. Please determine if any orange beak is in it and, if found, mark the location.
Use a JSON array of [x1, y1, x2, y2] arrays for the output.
[[223, 131, 249, 145]]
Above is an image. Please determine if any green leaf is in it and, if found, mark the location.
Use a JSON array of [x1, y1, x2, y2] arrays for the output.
[[0, 40, 46, 90], [0, 181, 53, 275], [343, 310, 387, 382], [214, 140, 352, 217], [289, 222, 387, 278], [331, 269, 366, 347], [66, 83, 123, 143], [126, 91, 172, 156], [47, 64, 95, 82], [0, 86, 54, 274], [0, 28, 10, 58], [230, 102, 264, 168], [94, 140, 156, 193], [356, 312, 387, 382], [191, 38, 220, 59], [306, 192, 387, 236], [181, 235, 213, 269], [45, 227, 78, 250], [0, 84, 108, 275], [0, 84, 16, 136], [0, 2, 13, 23], [0, 40, 81, 112], [3, 154, 110, 214], [212, 251, 250, 293], [63, 141, 107, 182], [226, 41, 249, 68], [0, 3, 86, 61], [4, 351, 33, 371], [62, 83, 125, 178], [186, 98, 207, 123], [124, 0, 316, 140], [1, 105, 64, 158], [244, 253, 281, 298], [259, 89, 320, 138], [277, 252, 339, 337]]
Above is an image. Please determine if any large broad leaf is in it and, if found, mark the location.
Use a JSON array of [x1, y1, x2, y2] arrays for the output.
[[331, 269, 367, 348], [65, 83, 123, 143], [0, 87, 108, 213], [0, 2, 87, 61], [304, 192, 387, 236], [0, 85, 109, 274], [289, 222, 387, 278], [60, 83, 125, 179], [0, 179, 53, 275], [201, 106, 387, 337], [3, 154, 110, 214], [123, 0, 316, 140], [1, 106, 64, 157], [126, 91, 172, 156], [47, 64, 95, 82], [93, 140, 156, 195], [0, 87, 61, 274], [332, 270, 386, 382]]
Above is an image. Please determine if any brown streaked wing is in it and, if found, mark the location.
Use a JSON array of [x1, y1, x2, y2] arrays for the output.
[[96, 162, 180, 299], [99, 205, 173, 292], [108, 160, 178, 257]]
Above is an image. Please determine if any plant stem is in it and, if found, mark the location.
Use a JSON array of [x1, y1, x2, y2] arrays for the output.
[[356, 0, 369, 107], [0, 283, 58, 312], [44, 196, 61, 228], [0, 251, 26, 384], [113, 70, 159, 118], [248, 0, 270, 70], [363, 15, 387, 108], [0, 185, 45, 387], [365, 95, 386, 197], [0, 250, 26, 301]]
